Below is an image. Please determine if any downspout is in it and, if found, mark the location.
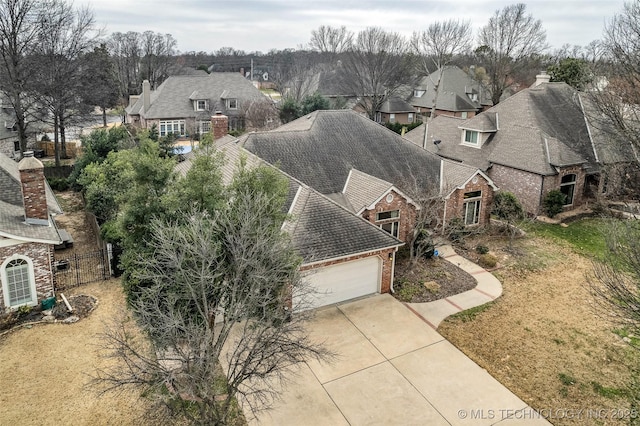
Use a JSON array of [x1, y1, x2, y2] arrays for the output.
[[389, 248, 398, 293]]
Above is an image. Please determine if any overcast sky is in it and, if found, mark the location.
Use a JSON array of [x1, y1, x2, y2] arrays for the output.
[[82, 0, 625, 54]]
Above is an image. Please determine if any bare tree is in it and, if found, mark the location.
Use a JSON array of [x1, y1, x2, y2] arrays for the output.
[[337, 27, 413, 120], [412, 19, 472, 148], [240, 99, 280, 131], [94, 204, 330, 424], [34, 0, 97, 164], [108, 31, 142, 97], [140, 31, 177, 88], [477, 3, 548, 105], [309, 25, 353, 56], [0, 0, 44, 153], [590, 219, 640, 351]]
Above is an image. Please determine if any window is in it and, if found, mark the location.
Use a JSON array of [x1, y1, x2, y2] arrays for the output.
[[560, 174, 576, 205], [389, 113, 396, 123], [198, 120, 211, 135], [2, 257, 36, 308], [408, 113, 414, 123], [195, 99, 208, 111], [226, 98, 238, 110], [463, 130, 479, 145], [463, 191, 482, 225], [461, 111, 468, 119], [376, 210, 399, 221], [376, 210, 400, 238], [159, 120, 186, 137], [375, 112, 382, 123], [414, 90, 425, 97]]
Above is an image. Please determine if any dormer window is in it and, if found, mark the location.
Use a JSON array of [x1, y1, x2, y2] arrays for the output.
[[226, 99, 238, 110], [195, 99, 208, 111], [414, 90, 425, 97], [463, 130, 479, 145]]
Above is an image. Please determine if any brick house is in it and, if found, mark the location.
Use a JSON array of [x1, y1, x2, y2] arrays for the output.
[[176, 127, 402, 311], [240, 109, 496, 235], [405, 81, 636, 215], [0, 152, 63, 309], [375, 97, 417, 125], [125, 73, 271, 136]]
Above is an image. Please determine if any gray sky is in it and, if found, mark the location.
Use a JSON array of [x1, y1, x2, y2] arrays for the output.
[[82, 0, 625, 53]]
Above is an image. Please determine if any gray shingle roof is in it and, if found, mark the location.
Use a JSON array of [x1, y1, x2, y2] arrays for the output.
[[0, 153, 62, 243], [175, 137, 401, 264], [128, 73, 266, 120], [343, 169, 393, 213], [378, 97, 416, 114], [242, 110, 443, 196], [406, 83, 626, 176], [409, 66, 492, 112]]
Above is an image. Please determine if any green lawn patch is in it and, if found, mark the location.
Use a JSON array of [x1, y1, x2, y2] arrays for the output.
[[525, 219, 608, 259]]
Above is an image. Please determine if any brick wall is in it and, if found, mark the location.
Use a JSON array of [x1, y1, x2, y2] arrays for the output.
[[542, 165, 586, 211], [299, 247, 397, 294], [18, 155, 48, 222], [489, 164, 544, 214], [361, 190, 417, 243], [444, 174, 494, 226], [212, 114, 229, 140], [0, 242, 54, 307]]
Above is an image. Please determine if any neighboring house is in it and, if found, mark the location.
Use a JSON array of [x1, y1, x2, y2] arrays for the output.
[[375, 97, 417, 125], [240, 110, 497, 235], [0, 152, 63, 309], [125, 73, 268, 136], [0, 98, 45, 158], [408, 66, 492, 120], [405, 81, 636, 215], [175, 115, 402, 311]]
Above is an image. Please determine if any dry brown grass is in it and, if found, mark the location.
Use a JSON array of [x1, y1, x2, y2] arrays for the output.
[[0, 279, 154, 425], [439, 234, 640, 426]]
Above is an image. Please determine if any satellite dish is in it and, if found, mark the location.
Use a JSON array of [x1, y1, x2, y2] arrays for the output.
[[433, 139, 441, 145], [262, 72, 269, 81]]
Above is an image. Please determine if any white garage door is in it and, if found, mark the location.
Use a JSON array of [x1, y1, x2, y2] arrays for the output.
[[295, 256, 381, 311]]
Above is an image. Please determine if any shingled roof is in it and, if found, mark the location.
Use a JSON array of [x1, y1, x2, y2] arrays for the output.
[[176, 138, 401, 264], [0, 153, 62, 243], [409, 66, 492, 112], [241, 110, 443, 196], [127, 73, 266, 120], [406, 82, 630, 176]]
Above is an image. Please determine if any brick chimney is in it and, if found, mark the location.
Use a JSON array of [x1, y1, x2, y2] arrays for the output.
[[142, 79, 151, 112], [532, 71, 551, 87], [18, 151, 49, 225], [211, 111, 228, 140]]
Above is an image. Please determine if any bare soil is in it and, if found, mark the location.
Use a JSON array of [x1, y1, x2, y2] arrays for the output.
[[393, 254, 477, 302], [439, 233, 640, 426], [0, 190, 153, 425], [53, 190, 101, 255]]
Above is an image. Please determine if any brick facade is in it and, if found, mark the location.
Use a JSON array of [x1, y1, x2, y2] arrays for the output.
[[0, 242, 55, 307], [18, 154, 48, 222], [489, 163, 587, 215], [444, 174, 494, 226], [361, 189, 417, 243], [299, 247, 397, 294], [212, 113, 229, 140]]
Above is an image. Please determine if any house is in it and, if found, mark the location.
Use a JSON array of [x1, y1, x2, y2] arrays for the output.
[[408, 66, 492, 120], [240, 110, 497, 236], [375, 97, 417, 125], [125, 73, 268, 136], [176, 114, 403, 311], [0, 152, 63, 309], [405, 80, 636, 215]]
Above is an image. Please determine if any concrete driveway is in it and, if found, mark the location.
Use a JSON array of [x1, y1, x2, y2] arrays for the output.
[[249, 295, 550, 426]]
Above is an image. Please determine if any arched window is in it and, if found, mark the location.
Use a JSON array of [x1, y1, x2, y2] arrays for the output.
[[2, 256, 37, 308], [560, 174, 577, 206]]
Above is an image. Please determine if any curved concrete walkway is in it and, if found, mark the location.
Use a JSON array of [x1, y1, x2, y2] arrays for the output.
[[405, 244, 503, 329]]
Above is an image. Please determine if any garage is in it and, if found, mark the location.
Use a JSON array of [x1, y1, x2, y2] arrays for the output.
[[295, 256, 382, 311]]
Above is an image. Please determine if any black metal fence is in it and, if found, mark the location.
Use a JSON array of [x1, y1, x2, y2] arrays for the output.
[[44, 165, 74, 179], [54, 249, 111, 290]]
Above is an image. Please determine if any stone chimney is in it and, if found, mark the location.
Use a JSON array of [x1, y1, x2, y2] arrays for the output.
[[532, 71, 551, 87], [211, 111, 229, 140], [18, 151, 49, 225], [142, 79, 151, 112]]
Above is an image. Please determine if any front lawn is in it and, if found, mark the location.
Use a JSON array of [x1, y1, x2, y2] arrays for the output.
[[524, 218, 608, 259]]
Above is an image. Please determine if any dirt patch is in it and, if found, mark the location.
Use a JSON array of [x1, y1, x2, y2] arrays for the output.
[[393, 254, 476, 302], [53, 190, 100, 255], [439, 233, 640, 426]]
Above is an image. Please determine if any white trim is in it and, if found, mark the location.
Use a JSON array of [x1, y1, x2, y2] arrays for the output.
[[342, 169, 354, 194], [287, 186, 302, 216], [360, 185, 421, 215], [389, 248, 398, 293], [577, 93, 600, 164], [301, 244, 403, 269], [0, 230, 61, 245], [1, 254, 38, 308], [443, 169, 498, 199]]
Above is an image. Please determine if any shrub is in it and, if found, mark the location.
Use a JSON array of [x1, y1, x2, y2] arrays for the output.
[[476, 244, 490, 254], [492, 191, 525, 221], [445, 217, 468, 242], [478, 253, 497, 269], [543, 190, 566, 217], [47, 177, 70, 191]]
